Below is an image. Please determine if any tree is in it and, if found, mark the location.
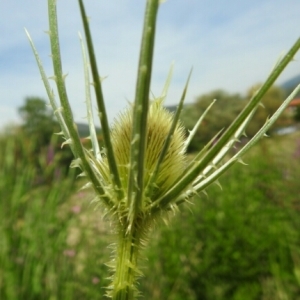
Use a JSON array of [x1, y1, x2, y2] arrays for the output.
[[18, 97, 59, 146], [293, 106, 300, 122], [245, 84, 293, 136], [181, 90, 245, 151], [180, 85, 294, 152]]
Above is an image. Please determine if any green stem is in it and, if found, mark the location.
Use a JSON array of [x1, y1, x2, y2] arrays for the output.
[[111, 224, 142, 300]]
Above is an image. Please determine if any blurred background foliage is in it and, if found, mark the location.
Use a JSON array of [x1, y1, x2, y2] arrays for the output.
[[180, 85, 295, 152], [142, 140, 300, 299], [0, 87, 300, 299]]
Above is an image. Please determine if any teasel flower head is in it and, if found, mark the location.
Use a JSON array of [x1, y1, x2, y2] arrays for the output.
[[108, 99, 186, 200], [26, 0, 300, 298]]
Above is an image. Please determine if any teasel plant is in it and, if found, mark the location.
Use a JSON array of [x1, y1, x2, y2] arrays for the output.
[[25, 0, 300, 298]]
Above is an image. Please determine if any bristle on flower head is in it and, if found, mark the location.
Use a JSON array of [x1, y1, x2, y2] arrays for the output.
[[107, 98, 186, 200]]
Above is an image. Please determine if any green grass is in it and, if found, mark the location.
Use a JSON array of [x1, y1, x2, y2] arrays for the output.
[[0, 134, 110, 299]]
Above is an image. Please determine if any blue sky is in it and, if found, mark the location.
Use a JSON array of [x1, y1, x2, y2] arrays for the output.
[[1, 0, 300, 129]]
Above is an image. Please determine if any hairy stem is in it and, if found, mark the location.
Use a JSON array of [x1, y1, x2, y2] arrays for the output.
[[111, 224, 142, 300]]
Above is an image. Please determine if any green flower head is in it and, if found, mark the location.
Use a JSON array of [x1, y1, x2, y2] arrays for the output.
[[107, 99, 186, 200]]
